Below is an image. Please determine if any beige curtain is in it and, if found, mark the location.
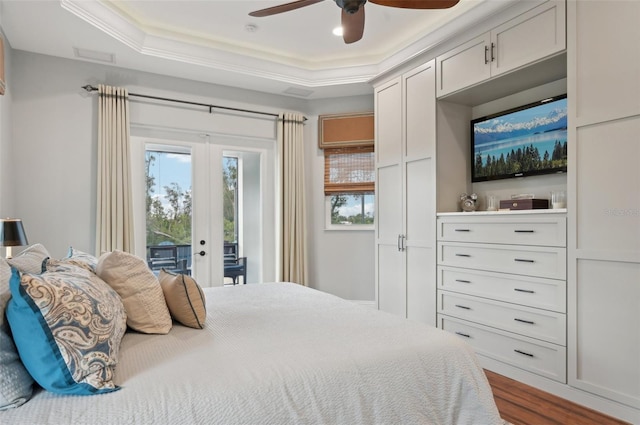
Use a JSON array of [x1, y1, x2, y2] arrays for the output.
[[95, 85, 135, 254], [278, 112, 308, 285]]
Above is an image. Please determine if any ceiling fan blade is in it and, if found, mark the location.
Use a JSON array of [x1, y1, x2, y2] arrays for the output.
[[342, 6, 365, 44], [369, 0, 460, 9], [249, 0, 325, 17]]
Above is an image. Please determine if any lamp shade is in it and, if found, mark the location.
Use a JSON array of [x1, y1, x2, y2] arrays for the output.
[[0, 218, 29, 247]]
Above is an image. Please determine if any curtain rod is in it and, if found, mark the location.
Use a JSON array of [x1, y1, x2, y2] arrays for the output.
[[81, 85, 307, 122]]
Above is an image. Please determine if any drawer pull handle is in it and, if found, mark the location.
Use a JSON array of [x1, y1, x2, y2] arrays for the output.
[[514, 230, 535, 233], [455, 331, 471, 338], [514, 258, 535, 263], [514, 318, 535, 325], [455, 279, 472, 284], [455, 253, 471, 257], [455, 304, 471, 310], [514, 349, 534, 358], [514, 288, 535, 294], [455, 229, 471, 232]]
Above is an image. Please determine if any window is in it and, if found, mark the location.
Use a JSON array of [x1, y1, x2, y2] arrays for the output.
[[324, 146, 375, 229]]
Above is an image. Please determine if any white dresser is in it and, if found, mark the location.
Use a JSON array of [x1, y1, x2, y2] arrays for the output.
[[436, 211, 567, 383]]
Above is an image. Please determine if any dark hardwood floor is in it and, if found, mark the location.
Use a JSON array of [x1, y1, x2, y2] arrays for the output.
[[485, 370, 631, 425]]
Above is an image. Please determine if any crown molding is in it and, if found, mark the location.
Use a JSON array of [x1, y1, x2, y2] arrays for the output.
[[60, 0, 517, 93]]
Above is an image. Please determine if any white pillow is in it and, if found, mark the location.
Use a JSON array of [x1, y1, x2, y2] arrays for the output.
[[96, 250, 172, 334]]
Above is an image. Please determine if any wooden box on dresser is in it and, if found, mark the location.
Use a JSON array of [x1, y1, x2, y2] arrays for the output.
[[436, 211, 568, 384]]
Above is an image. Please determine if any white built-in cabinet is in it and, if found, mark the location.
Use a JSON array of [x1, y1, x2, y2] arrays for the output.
[[375, 60, 436, 325], [437, 212, 568, 383], [436, 0, 566, 97], [567, 0, 640, 416], [372, 0, 639, 421]]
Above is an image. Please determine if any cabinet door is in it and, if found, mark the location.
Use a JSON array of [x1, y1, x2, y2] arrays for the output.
[[375, 78, 402, 167], [491, 0, 566, 77], [375, 78, 405, 316], [572, 261, 640, 409], [568, 0, 640, 414], [404, 62, 437, 325], [436, 33, 490, 97], [377, 164, 405, 316]]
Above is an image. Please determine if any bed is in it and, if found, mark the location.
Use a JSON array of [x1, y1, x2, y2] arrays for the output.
[[3, 282, 503, 424]]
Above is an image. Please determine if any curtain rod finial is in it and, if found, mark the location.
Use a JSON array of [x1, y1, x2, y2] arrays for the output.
[[82, 85, 97, 92]]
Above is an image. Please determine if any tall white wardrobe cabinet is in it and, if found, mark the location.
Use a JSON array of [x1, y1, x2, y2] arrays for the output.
[[374, 61, 437, 325], [567, 0, 640, 418]]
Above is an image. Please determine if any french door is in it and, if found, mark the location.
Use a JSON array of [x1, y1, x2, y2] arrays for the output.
[[131, 132, 276, 286]]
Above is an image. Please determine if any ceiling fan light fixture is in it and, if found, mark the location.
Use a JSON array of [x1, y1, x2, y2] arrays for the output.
[[336, 0, 367, 14], [248, 0, 460, 44]]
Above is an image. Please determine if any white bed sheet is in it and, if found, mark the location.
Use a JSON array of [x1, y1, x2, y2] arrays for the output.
[[3, 282, 502, 425]]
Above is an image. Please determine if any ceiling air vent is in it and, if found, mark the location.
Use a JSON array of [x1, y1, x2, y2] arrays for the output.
[[73, 47, 115, 64]]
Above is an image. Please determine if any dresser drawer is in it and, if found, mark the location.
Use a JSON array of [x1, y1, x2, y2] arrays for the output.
[[439, 315, 566, 383], [437, 215, 566, 246], [437, 266, 566, 312], [437, 242, 566, 280], [438, 291, 566, 345]]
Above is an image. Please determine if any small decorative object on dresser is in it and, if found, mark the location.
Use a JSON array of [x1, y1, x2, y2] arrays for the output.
[[500, 198, 549, 210], [550, 190, 566, 209], [460, 193, 478, 212], [486, 195, 498, 211]]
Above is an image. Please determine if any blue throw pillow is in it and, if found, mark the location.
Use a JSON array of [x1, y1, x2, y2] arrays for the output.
[[6, 268, 127, 395]]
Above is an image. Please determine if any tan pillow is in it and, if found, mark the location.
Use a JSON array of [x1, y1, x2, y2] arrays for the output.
[[7, 243, 50, 274], [159, 269, 206, 329], [96, 250, 172, 334]]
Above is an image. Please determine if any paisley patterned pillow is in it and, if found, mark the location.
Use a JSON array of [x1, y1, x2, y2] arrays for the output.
[[6, 269, 127, 395]]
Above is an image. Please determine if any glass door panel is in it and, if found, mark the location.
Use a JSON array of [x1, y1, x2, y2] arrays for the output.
[[144, 149, 193, 276]]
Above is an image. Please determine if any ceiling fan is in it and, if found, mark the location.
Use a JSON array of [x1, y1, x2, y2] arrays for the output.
[[248, 0, 460, 44]]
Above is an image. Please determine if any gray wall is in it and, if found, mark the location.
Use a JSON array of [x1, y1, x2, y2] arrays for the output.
[[0, 27, 13, 217], [3, 47, 375, 301]]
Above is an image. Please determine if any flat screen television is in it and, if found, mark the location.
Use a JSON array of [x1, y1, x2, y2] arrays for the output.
[[471, 94, 567, 182]]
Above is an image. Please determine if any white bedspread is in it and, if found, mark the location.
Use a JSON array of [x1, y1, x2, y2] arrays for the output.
[[3, 282, 502, 424]]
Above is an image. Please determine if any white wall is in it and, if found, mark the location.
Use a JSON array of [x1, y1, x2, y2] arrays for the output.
[[0, 25, 13, 217], [8, 49, 375, 300], [304, 97, 375, 301]]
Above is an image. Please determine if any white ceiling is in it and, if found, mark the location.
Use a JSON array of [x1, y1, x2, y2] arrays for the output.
[[0, 0, 515, 99]]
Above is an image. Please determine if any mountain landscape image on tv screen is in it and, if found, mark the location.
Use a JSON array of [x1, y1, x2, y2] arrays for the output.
[[472, 96, 567, 182]]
